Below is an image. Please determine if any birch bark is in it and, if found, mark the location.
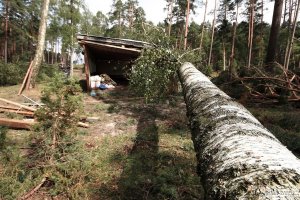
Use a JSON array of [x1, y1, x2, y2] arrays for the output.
[[29, 0, 50, 87], [178, 62, 300, 199]]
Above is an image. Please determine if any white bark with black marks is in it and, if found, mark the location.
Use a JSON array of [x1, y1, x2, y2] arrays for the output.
[[178, 62, 300, 199], [30, 0, 50, 87]]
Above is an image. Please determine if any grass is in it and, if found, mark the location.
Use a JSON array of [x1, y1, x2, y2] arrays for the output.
[[0, 82, 204, 199], [248, 105, 300, 158]]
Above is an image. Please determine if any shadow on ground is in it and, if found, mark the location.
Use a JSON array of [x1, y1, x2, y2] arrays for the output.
[[90, 86, 204, 199]]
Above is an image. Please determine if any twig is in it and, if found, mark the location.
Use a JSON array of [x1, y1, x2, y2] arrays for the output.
[[19, 177, 47, 200]]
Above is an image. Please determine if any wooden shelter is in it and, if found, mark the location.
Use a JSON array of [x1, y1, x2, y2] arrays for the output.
[[77, 34, 151, 90]]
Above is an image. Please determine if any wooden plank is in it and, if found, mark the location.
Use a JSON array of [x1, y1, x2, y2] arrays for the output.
[[0, 98, 37, 112], [0, 118, 36, 130], [25, 64, 34, 90], [0, 109, 34, 117], [0, 105, 20, 110], [18, 61, 33, 95]]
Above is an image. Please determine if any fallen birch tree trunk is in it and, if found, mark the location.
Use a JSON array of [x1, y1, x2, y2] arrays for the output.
[[178, 62, 300, 199]]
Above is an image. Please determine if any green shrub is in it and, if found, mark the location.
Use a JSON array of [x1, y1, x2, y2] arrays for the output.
[[0, 61, 61, 86], [26, 73, 93, 198], [0, 127, 7, 150], [37, 63, 61, 82], [0, 61, 28, 86]]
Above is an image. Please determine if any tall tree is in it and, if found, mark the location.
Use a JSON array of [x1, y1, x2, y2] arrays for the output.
[[109, 0, 125, 37], [125, 0, 138, 29], [30, 0, 50, 87], [284, 0, 300, 69], [183, 0, 190, 50], [265, 0, 284, 68], [4, 0, 8, 63], [91, 11, 108, 35], [166, 0, 174, 37], [247, 0, 256, 68], [208, 0, 217, 66], [199, 0, 208, 54], [229, 0, 240, 75]]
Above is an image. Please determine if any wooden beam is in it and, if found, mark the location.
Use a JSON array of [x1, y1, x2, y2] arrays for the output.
[[0, 105, 20, 110], [0, 118, 36, 130], [18, 61, 33, 95], [0, 98, 36, 112]]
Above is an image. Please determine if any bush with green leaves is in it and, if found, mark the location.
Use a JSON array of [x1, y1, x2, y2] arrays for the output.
[[0, 61, 61, 86], [129, 48, 180, 102], [0, 61, 28, 86]]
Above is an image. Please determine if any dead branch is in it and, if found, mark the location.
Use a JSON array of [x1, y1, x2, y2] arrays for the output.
[[19, 177, 47, 200]]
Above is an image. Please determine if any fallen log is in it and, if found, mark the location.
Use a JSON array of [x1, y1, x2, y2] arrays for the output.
[[77, 122, 89, 128], [0, 118, 36, 130], [0, 98, 36, 112], [178, 63, 300, 199], [0, 109, 34, 117], [0, 105, 21, 110]]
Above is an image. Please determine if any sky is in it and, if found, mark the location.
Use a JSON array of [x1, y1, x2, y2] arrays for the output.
[[84, 0, 275, 25]]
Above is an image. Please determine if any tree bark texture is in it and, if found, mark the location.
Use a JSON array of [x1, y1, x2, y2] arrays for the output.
[[4, 0, 9, 63], [178, 62, 300, 199], [265, 0, 284, 66], [30, 0, 50, 87]]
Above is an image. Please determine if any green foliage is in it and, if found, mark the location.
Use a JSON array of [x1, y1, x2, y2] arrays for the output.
[[27, 73, 90, 198], [37, 63, 61, 82], [251, 107, 300, 157], [0, 61, 28, 86], [0, 61, 60, 86], [0, 127, 7, 150], [129, 48, 180, 102]]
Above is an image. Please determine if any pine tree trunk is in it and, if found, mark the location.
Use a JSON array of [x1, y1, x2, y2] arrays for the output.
[[259, 0, 264, 66], [284, 0, 300, 69], [29, 0, 50, 88], [247, 0, 255, 68], [4, 0, 9, 63], [167, 0, 174, 37], [222, 41, 226, 71], [229, 2, 239, 76], [70, 0, 74, 77], [265, 0, 284, 68], [183, 0, 190, 50], [199, 0, 208, 54], [208, 0, 217, 66], [178, 62, 300, 199]]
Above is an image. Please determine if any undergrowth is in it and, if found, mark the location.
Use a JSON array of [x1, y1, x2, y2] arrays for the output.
[[249, 106, 300, 157]]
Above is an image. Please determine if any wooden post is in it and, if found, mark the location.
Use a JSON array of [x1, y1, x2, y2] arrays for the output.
[[83, 44, 91, 91], [18, 61, 33, 95]]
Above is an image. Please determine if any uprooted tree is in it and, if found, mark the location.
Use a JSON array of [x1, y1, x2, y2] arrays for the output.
[[179, 62, 300, 199]]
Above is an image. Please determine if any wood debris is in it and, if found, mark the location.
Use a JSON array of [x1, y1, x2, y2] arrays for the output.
[[0, 97, 89, 130]]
